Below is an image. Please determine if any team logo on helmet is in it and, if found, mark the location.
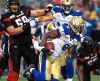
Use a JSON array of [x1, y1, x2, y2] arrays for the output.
[[62, 0, 74, 14], [62, 0, 74, 5]]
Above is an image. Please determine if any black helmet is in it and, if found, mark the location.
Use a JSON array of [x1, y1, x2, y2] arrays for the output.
[[81, 36, 94, 48], [8, 0, 19, 6], [94, 42, 100, 49]]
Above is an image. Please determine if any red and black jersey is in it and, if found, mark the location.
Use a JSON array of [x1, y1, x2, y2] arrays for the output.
[[1, 6, 32, 45], [77, 47, 100, 69], [2, 6, 31, 28]]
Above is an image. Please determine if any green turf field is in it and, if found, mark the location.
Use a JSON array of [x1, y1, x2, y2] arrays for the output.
[[0, 75, 100, 81]]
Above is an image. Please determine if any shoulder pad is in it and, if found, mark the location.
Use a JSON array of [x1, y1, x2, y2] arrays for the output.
[[53, 6, 63, 13]]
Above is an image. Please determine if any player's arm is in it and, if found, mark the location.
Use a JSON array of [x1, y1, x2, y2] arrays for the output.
[[6, 25, 24, 36], [37, 15, 54, 22], [30, 9, 54, 21], [30, 9, 46, 17]]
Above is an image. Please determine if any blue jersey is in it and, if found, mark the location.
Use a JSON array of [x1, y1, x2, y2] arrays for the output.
[[53, 8, 82, 42], [52, 5, 63, 13], [69, 9, 83, 16], [52, 5, 83, 16], [63, 23, 81, 41]]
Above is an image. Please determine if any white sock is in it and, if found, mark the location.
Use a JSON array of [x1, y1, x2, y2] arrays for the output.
[[65, 78, 73, 81]]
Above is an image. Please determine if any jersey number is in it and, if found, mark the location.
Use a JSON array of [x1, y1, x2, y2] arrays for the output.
[[15, 16, 30, 26]]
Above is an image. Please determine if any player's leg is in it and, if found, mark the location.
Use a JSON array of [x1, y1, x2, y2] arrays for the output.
[[7, 45, 21, 81], [0, 54, 9, 78], [23, 64, 45, 81], [31, 51, 51, 81], [0, 34, 9, 78], [51, 58, 61, 81], [40, 50, 52, 81], [76, 64, 84, 81], [0, 59, 3, 78], [83, 64, 91, 81], [61, 50, 74, 81], [66, 46, 77, 81], [23, 49, 51, 81], [66, 57, 74, 81], [61, 53, 68, 80], [32, 51, 47, 81], [47, 59, 52, 81], [23, 45, 36, 81], [62, 57, 74, 81]]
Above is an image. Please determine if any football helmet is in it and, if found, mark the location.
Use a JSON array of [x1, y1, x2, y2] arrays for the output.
[[81, 36, 94, 48], [7, 0, 20, 13], [44, 40, 55, 54], [8, 0, 19, 6], [69, 16, 86, 35], [46, 4, 53, 12], [46, 4, 53, 8], [62, 0, 74, 14]]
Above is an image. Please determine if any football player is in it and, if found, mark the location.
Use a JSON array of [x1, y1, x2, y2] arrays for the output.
[[51, 0, 86, 81], [77, 36, 100, 81], [1, 0, 55, 81]]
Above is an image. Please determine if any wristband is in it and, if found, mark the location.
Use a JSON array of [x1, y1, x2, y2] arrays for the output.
[[35, 18, 39, 22], [30, 68, 35, 73]]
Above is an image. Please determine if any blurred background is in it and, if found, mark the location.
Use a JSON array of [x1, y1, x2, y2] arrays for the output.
[[0, 0, 100, 21]]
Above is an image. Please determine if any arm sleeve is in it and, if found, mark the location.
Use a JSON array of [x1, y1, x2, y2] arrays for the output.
[[1, 15, 12, 30]]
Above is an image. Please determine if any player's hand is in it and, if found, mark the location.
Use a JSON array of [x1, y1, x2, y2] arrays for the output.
[[62, 43, 72, 51], [22, 23, 30, 31], [41, 48, 53, 55], [23, 64, 35, 78]]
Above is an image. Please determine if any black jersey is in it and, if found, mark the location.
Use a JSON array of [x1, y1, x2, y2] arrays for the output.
[[1, 6, 32, 45], [91, 29, 100, 42], [77, 47, 100, 69]]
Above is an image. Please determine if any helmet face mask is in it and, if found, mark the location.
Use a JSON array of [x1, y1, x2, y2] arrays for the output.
[[46, 4, 53, 12], [62, 5, 72, 14], [62, 0, 74, 14]]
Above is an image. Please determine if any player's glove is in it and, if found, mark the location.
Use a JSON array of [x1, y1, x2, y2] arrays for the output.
[[23, 64, 35, 78], [62, 43, 72, 51]]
